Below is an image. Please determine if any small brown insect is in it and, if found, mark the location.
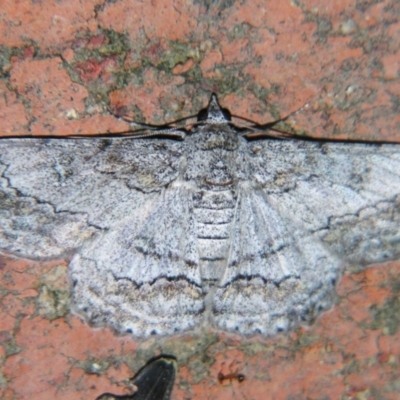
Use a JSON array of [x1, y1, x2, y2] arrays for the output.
[[218, 371, 245, 384]]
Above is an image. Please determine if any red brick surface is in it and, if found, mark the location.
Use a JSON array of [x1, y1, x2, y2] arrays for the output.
[[1, 255, 399, 399], [1, 1, 399, 399]]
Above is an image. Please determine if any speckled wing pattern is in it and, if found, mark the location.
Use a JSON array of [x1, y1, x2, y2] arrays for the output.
[[214, 141, 400, 334], [1, 95, 399, 336]]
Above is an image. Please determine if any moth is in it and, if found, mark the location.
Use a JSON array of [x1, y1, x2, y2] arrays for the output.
[[0, 94, 399, 336]]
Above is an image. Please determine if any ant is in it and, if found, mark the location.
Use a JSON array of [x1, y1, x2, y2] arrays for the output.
[[218, 370, 245, 384]]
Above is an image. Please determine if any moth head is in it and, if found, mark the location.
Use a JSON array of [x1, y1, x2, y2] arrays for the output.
[[197, 93, 231, 124]]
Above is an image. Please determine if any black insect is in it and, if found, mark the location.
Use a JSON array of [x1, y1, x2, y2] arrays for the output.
[[96, 356, 176, 400]]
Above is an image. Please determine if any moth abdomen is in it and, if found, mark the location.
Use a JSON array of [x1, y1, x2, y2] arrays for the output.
[[193, 188, 237, 287]]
